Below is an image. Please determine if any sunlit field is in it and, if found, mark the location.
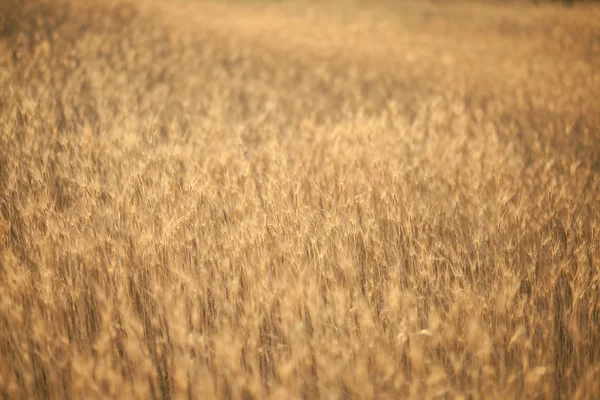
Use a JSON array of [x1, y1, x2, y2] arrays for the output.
[[1, 0, 599, 398]]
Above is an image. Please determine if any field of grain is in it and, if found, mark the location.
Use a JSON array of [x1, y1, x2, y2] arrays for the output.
[[1, 0, 600, 398]]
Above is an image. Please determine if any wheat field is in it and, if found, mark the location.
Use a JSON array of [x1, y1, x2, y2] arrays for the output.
[[1, 0, 600, 398]]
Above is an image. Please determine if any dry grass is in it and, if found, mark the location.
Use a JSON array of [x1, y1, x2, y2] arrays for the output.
[[1, 0, 600, 398]]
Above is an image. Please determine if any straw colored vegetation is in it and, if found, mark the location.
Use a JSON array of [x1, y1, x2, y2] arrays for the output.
[[1, 0, 599, 398]]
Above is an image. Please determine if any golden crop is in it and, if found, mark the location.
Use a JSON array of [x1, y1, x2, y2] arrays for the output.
[[1, 0, 599, 398]]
